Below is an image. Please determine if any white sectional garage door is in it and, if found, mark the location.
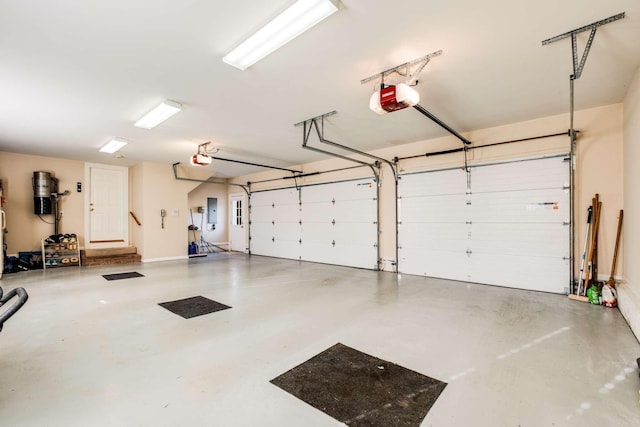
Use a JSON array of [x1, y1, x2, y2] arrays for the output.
[[250, 178, 378, 269], [398, 155, 570, 293]]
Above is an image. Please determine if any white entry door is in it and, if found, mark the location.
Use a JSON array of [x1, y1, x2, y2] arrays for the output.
[[85, 163, 129, 249], [229, 193, 247, 252]]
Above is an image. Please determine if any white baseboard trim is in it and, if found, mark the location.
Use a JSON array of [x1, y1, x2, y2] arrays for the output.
[[142, 255, 189, 263], [617, 282, 640, 343]]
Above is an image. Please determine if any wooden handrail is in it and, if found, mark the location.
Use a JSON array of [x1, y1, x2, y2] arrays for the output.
[[129, 211, 141, 226]]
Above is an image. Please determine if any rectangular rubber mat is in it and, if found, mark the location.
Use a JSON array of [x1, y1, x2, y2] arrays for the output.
[[271, 343, 447, 426], [158, 296, 231, 319], [102, 272, 144, 281]]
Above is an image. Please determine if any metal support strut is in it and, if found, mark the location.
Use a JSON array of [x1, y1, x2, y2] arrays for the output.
[[542, 11, 625, 293], [296, 111, 396, 271]]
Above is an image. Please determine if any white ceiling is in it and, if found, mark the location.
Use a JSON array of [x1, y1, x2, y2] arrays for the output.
[[1, 0, 639, 177]]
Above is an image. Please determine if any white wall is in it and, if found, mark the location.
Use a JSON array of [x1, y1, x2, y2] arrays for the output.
[[619, 66, 640, 339]]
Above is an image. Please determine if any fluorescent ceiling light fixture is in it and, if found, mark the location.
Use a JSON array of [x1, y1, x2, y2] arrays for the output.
[[223, 0, 339, 70], [99, 138, 128, 153], [134, 100, 182, 129]]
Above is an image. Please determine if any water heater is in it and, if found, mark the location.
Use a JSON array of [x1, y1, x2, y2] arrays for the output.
[[33, 171, 53, 215]]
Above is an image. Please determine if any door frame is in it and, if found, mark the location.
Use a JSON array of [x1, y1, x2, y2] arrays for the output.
[[229, 192, 248, 252], [84, 162, 129, 249]]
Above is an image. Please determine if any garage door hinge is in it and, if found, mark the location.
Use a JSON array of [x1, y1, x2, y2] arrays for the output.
[[299, 239, 302, 245], [332, 240, 336, 247], [466, 200, 472, 205], [563, 221, 570, 226], [299, 219, 302, 225], [272, 220, 275, 225], [373, 197, 377, 201], [563, 184, 570, 190], [272, 237, 275, 242], [466, 221, 472, 225], [466, 249, 472, 256], [332, 198, 336, 205], [563, 256, 570, 261], [332, 219, 336, 225], [272, 203, 275, 208]]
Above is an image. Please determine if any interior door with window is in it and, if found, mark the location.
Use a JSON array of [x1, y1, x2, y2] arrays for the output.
[[229, 193, 246, 252]]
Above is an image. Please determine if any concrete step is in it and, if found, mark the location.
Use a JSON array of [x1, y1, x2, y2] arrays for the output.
[[83, 246, 137, 258], [81, 247, 141, 267]]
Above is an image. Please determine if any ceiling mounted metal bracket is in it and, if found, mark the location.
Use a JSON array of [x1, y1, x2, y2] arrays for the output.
[[542, 12, 624, 293], [541, 12, 625, 80], [360, 50, 443, 86]]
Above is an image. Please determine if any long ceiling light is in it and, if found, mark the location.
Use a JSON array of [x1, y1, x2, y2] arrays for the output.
[[222, 0, 340, 71], [99, 138, 128, 153], [134, 100, 182, 129]]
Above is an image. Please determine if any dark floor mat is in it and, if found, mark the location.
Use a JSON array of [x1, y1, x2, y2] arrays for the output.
[[102, 272, 144, 281], [271, 343, 447, 426], [158, 296, 231, 319]]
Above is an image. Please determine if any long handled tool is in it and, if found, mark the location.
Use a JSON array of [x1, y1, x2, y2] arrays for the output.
[[583, 197, 602, 295], [576, 206, 593, 295], [592, 194, 600, 289], [607, 210, 623, 287]]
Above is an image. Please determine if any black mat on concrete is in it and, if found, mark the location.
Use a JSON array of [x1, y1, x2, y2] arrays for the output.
[[271, 343, 447, 427], [102, 272, 144, 281], [158, 296, 231, 319]]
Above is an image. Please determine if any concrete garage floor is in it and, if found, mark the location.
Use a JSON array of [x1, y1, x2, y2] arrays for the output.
[[0, 254, 639, 426]]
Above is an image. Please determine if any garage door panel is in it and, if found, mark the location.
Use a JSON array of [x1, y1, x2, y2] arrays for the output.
[[269, 241, 301, 260], [472, 189, 569, 223], [399, 223, 468, 252], [300, 201, 376, 223], [472, 223, 569, 257], [400, 249, 469, 281], [249, 204, 275, 219], [399, 169, 468, 196], [249, 222, 273, 240], [333, 223, 376, 242], [301, 223, 333, 242], [472, 157, 569, 192], [400, 195, 469, 222], [272, 223, 301, 241], [470, 253, 569, 292], [398, 155, 569, 293], [250, 178, 378, 270], [332, 200, 377, 222]]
